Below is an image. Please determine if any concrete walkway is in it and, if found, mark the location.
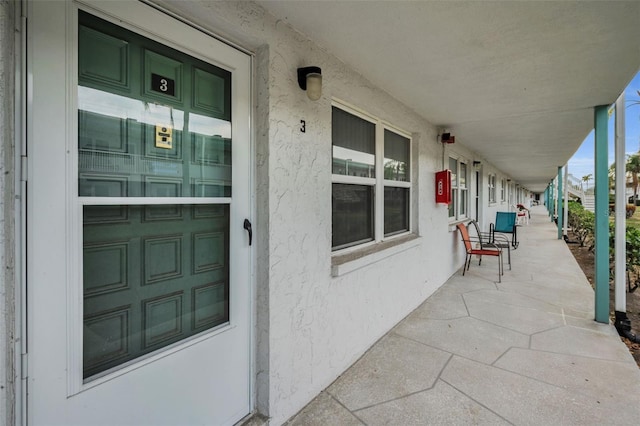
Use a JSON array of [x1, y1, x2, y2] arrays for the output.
[[285, 206, 640, 425]]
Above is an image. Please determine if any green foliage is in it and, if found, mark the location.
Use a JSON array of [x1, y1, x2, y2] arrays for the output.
[[568, 201, 640, 275], [625, 227, 640, 269], [567, 201, 594, 247], [608, 217, 640, 276]]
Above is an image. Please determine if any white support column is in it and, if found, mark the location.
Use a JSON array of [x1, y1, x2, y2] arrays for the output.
[[615, 93, 626, 313], [563, 164, 569, 236]]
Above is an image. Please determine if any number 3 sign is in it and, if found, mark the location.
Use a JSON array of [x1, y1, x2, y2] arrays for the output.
[[151, 73, 176, 96]]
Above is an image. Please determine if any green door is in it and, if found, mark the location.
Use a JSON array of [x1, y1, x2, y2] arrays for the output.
[[82, 204, 229, 377], [78, 11, 235, 379], [29, 2, 251, 424]]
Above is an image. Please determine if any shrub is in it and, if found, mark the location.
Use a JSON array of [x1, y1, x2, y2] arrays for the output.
[[568, 201, 640, 276], [608, 223, 640, 280], [567, 201, 594, 247], [627, 204, 636, 218], [625, 227, 640, 269]]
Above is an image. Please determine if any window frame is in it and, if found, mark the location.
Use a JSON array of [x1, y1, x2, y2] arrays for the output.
[[447, 155, 469, 221], [488, 173, 497, 205], [331, 100, 412, 252], [500, 178, 506, 203]]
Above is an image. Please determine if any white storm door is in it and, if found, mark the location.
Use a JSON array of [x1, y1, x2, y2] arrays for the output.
[[27, 1, 252, 425]]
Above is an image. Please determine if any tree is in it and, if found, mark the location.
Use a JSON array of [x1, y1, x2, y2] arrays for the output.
[[609, 163, 616, 190], [627, 154, 640, 202], [582, 173, 593, 192]]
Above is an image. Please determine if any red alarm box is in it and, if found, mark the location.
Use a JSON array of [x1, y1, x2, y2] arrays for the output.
[[435, 170, 452, 204]]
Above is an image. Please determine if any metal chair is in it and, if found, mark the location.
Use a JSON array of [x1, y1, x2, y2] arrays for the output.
[[468, 219, 511, 270], [491, 211, 519, 249], [456, 222, 503, 282], [514, 204, 529, 225]]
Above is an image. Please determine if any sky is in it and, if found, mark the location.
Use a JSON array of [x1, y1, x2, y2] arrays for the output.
[[567, 70, 640, 183]]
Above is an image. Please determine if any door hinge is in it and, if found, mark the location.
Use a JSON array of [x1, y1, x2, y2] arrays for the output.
[[21, 353, 28, 379], [20, 156, 27, 182]]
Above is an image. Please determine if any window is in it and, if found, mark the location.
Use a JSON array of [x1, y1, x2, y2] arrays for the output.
[[509, 182, 514, 204], [460, 162, 468, 217], [384, 129, 411, 236], [332, 103, 411, 250], [488, 174, 496, 204], [500, 178, 506, 202], [448, 157, 457, 219], [448, 157, 468, 220]]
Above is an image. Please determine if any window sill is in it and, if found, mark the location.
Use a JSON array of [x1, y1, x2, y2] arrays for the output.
[[331, 234, 421, 277], [448, 218, 470, 232]]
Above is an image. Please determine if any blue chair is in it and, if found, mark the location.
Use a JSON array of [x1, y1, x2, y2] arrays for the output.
[[490, 212, 518, 249]]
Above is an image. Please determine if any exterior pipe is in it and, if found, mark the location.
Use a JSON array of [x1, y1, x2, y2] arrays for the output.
[[615, 92, 627, 312], [615, 93, 626, 314], [613, 93, 637, 339], [615, 312, 640, 343]]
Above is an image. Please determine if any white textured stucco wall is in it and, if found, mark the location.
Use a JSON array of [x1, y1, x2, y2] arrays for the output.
[[0, 1, 15, 425], [138, 1, 513, 424], [0, 0, 523, 423]]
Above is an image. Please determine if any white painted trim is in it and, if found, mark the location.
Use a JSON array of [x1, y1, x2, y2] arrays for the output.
[[247, 52, 257, 421], [383, 180, 411, 188], [77, 0, 240, 75], [331, 97, 378, 124], [138, 0, 255, 57], [76, 322, 236, 393], [331, 236, 421, 277], [14, 3, 27, 425], [374, 119, 384, 241], [67, 0, 82, 397], [331, 238, 377, 256], [381, 121, 412, 141], [79, 197, 232, 205], [332, 175, 376, 186]]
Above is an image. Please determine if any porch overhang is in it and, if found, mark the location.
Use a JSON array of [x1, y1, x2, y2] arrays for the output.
[[257, 0, 640, 192]]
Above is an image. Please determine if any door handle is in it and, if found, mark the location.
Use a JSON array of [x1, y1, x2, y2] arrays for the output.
[[243, 219, 252, 246]]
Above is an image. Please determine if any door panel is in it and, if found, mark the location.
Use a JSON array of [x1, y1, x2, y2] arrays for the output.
[[78, 10, 235, 379], [83, 205, 230, 378], [28, 1, 251, 424]]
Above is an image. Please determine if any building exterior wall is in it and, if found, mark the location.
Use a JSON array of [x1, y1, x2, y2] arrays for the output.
[[0, 1, 526, 423], [0, 1, 16, 425], [153, 2, 519, 423]]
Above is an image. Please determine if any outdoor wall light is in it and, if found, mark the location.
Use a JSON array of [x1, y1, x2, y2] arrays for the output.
[[297, 66, 322, 101], [473, 160, 481, 167]]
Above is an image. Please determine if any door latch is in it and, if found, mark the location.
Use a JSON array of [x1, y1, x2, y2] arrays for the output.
[[243, 219, 252, 246]]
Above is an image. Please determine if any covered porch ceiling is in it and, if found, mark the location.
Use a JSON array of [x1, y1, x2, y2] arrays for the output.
[[257, 1, 640, 192]]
